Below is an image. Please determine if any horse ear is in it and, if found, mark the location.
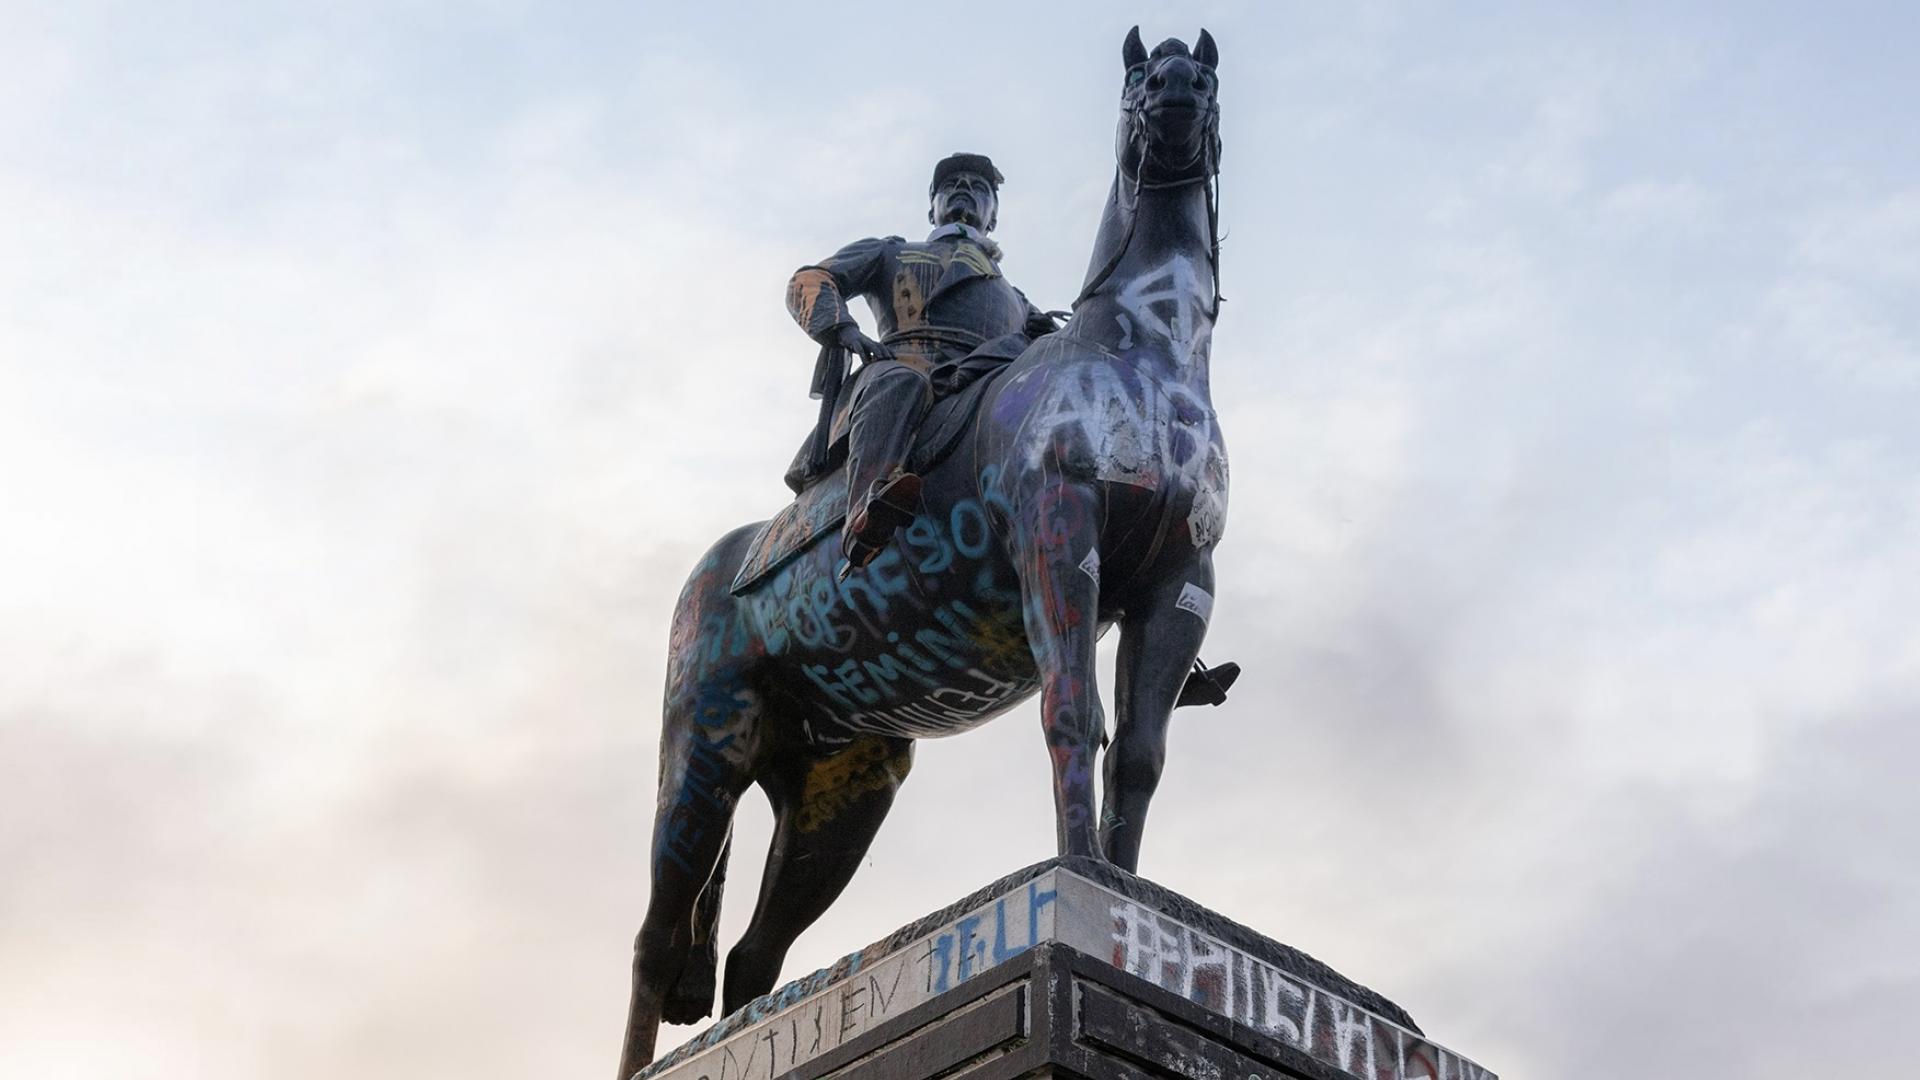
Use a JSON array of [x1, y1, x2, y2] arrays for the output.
[[1123, 25, 1147, 69], [1194, 28, 1218, 69]]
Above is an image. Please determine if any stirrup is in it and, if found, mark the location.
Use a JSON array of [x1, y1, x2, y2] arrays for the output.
[[1175, 659, 1240, 708], [838, 537, 885, 580]]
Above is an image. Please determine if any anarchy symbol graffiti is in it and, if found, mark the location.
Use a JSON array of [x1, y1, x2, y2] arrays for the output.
[[1116, 254, 1212, 366]]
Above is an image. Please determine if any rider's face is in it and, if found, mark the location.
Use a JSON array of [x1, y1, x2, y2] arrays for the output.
[[929, 172, 997, 231]]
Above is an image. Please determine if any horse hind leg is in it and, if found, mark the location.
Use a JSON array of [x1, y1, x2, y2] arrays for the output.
[[722, 734, 913, 1013], [616, 684, 757, 1080], [661, 832, 728, 1024]]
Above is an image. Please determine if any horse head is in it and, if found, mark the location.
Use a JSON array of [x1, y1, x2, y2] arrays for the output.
[[1075, 26, 1223, 322], [1117, 26, 1221, 189]]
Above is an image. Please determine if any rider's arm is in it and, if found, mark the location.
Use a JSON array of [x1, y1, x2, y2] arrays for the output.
[[785, 236, 899, 344], [1016, 288, 1059, 337]]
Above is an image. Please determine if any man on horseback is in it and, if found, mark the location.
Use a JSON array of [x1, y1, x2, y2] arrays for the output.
[[784, 152, 1057, 570], [615, 37, 1241, 1080]]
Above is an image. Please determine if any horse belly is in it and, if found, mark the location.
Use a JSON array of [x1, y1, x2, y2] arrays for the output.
[[735, 503, 1040, 744]]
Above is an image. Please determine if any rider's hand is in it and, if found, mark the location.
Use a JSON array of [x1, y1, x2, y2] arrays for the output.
[[1025, 309, 1065, 337], [833, 323, 895, 364]]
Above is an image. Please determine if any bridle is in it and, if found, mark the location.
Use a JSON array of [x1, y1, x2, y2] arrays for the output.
[[1073, 90, 1223, 318]]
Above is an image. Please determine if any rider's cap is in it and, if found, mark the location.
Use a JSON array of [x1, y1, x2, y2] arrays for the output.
[[930, 152, 1004, 195]]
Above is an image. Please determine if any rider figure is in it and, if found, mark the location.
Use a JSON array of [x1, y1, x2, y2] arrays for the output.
[[785, 152, 1056, 570]]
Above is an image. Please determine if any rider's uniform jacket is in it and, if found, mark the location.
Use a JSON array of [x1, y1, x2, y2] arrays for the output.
[[786, 223, 1046, 375]]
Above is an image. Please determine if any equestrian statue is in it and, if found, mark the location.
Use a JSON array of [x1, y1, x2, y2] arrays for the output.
[[617, 27, 1233, 1078]]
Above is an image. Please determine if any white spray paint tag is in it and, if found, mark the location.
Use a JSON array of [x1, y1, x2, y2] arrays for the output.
[[1175, 582, 1213, 622], [1079, 548, 1101, 587], [1116, 254, 1213, 366]]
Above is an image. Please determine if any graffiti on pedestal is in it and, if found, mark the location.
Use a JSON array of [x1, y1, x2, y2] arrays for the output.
[[1108, 900, 1493, 1080], [645, 879, 1058, 1080]]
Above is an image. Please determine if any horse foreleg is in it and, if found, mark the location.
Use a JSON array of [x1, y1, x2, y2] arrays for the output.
[[1012, 480, 1106, 858], [1102, 561, 1213, 871]]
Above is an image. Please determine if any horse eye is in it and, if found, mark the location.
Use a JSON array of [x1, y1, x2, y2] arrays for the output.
[[1127, 67, 1145, 86]]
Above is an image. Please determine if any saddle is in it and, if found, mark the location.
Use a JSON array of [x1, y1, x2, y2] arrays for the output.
[[729, 356, 1014, 597]]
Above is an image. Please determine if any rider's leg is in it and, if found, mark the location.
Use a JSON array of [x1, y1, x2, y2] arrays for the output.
[[842, 361, 931, 567]]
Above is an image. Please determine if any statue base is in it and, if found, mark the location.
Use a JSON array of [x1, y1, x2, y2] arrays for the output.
[[635, 858, 1495, 1080]]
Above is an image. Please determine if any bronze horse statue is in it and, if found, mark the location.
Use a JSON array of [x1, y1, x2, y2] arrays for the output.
[[618, 27, 1225, 1077]]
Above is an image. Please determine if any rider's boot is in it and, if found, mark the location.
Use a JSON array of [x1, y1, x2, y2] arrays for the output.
[[844, 471, 924, 571], [840, 362, 931, 574]]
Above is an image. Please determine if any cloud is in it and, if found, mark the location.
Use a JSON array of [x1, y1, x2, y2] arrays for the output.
[[4, 6, 1918, 1080]]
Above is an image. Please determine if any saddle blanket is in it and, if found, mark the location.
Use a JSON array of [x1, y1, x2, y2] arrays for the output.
[[729, 468, 849, 596]]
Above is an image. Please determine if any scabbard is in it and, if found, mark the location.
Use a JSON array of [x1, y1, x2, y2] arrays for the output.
[[805, 343, 848, 475]]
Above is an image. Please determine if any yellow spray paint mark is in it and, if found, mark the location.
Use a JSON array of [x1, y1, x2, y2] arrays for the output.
[[795, 737, 909, 832], [951, 243, 996, 276]]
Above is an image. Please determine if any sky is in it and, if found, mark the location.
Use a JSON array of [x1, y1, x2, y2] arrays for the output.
[[2, 1, 1916, 1077]]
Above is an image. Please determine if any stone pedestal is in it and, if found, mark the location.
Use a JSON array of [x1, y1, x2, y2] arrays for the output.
[[635, 858, 1494, 1080]]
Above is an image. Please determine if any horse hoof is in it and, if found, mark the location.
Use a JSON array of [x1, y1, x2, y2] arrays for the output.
[[661, 980, 715, 1025], [660, 995, 713, 1026]]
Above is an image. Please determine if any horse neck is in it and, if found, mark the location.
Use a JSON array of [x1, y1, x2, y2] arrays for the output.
[[1069, 175, 1217, 396]]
